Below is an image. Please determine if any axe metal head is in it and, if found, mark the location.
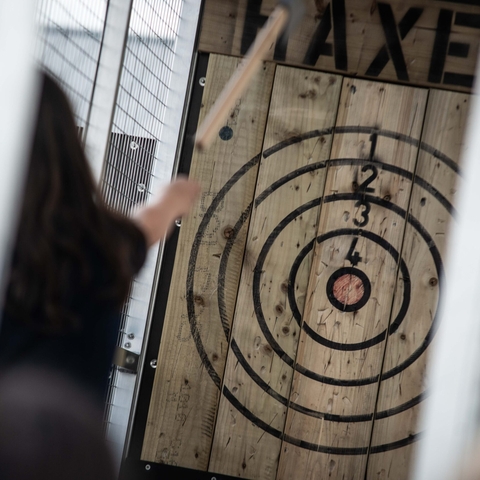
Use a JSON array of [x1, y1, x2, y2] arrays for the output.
[[278, 0, 306, 38]]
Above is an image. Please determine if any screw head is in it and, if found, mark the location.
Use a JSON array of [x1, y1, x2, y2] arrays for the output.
[[199, 77, 206, 86], [137, 183, 146, 193], [223, 226, 234, 239], [145, 464, 151, 471], [175, 218, 182, 227], [124, 342, 131, 349], [130, 141, 139, 150], [126, 355, 135, 365], [127, 333, 135, 340], [150, 359, 157, 369]]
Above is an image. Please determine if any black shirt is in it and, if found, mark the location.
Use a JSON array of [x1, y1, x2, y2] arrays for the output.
[[0, 233, 147, 402]]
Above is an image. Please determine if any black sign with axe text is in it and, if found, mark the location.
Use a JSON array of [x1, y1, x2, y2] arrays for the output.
[[199, 0, 480, 91]]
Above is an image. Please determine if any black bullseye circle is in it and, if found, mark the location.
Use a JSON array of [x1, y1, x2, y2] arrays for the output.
[[186, 127, 450, 454], [286, 228, 410, 352], [326, 266, 371, 312]]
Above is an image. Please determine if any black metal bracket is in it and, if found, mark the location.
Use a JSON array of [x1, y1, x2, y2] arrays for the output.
[[113, 346, 139, 373], [120, 458, 241, 480]]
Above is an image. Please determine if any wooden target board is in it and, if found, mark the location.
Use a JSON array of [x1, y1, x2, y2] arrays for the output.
[[138, 52, 469, 480]]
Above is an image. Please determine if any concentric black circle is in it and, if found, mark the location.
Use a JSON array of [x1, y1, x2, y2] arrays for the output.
[[186, 127, 451, 453], [253, 200, 424, 382], [286, 229, 410, 351]]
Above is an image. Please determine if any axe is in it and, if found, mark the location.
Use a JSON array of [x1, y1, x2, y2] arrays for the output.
[[195, 0, 305, 151]]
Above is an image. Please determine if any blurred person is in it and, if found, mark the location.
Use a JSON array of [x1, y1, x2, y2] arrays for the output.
[[0, 71, 200, 402], [0, 366, 116, 480]]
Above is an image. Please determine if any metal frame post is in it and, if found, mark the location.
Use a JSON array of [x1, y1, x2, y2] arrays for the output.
[[121, 0, 203, 459], [0, 1, 39, 322], [83, 0, 134, 183]]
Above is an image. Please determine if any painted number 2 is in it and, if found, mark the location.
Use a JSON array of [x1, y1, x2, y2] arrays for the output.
[[357, 164, 378, 193], [353, 164, 378, 227]]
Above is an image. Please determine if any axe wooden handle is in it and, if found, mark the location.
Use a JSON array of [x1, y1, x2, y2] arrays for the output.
[[195, 4, 289, 151]]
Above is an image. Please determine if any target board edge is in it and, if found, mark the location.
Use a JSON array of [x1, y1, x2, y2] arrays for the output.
[[140, 54, 276, 470]]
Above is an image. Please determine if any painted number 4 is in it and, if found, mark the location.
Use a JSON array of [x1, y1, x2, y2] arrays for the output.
[[346, 237, 362, 266]]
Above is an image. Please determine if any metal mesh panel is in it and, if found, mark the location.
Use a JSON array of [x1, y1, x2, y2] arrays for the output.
[[103, 0, 183, 211], [33, 0, 196, 467], [102, 0, 185, 462], [35, 0, 107, 127], [103, 134, 156, 215]]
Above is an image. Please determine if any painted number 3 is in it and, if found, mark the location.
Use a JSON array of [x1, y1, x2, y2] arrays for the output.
[[353, 164, 378, 227]]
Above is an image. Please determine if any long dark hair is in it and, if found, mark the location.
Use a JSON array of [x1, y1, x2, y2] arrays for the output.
[[5, 72, 145, 332]]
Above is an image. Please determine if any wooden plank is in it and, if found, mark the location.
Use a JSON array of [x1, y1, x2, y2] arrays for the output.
[[276, 79, 428, 480], [208, 67, 342, 479], [141, 54, 275, 469], [366, 90, 469, 479], [199, 0, 239, 54], [198, 0, 480, 92]]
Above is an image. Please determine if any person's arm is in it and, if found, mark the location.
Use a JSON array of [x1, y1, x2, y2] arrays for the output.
[[133, 176, 201, 247]]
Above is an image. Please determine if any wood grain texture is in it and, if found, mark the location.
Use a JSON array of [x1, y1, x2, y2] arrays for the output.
[[276, 79, 428, 480], [141, 54, 275, 469], [198, 0, 480, 92], [366, 90, 469, 479], [208, 67, 342, 480], [200, 0, 239, 54], [138, 54, 468, 478]]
